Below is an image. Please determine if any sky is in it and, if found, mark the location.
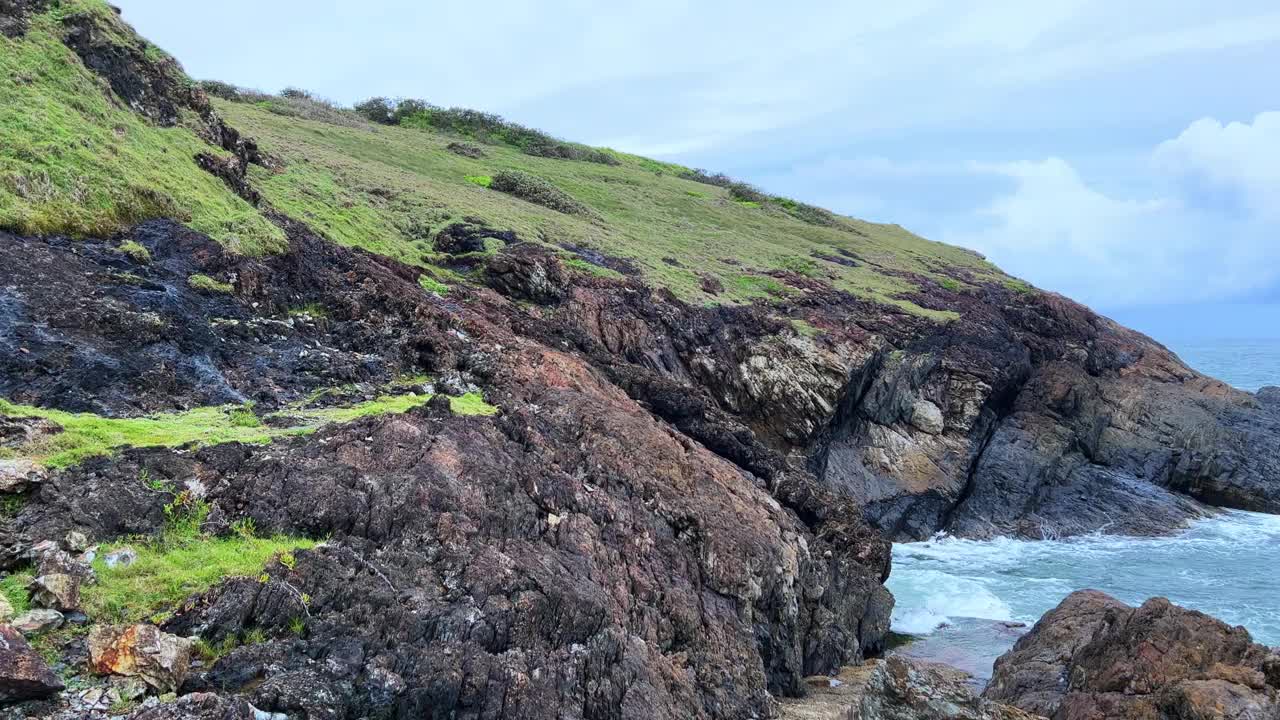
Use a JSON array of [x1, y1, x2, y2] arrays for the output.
[[114, 1, 1280, 342]]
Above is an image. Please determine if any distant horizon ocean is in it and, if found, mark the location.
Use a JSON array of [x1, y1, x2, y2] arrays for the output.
[[1167, 338, 1280, 392]]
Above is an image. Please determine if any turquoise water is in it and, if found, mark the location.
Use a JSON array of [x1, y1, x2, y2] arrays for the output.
[[888, 340, 1280, 664]]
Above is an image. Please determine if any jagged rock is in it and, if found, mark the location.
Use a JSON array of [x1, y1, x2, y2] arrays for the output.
[[780, 657, 1043, 719], [29, 572, 80, 611], [124, 692, 257, 719], [0, 624, 64, 702], [909, 398, 945, 435], [432, 222, 517, 255], [984, 590, 1279, 719], [483, 244, 569, 303], [89, 624, 195, 693], [11, 609, 63, 635], [105, 547, 139, 568], [63, 530, 89, 553], [0, 458, 44, 494]]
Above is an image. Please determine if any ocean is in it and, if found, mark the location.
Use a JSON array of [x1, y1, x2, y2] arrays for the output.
[[886, 337, 1280, 678]]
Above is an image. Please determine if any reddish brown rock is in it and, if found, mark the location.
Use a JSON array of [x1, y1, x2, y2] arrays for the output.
[[0, 624, 63, 702], [984, 591, 1280, 719], [89, 624, 194, 692]]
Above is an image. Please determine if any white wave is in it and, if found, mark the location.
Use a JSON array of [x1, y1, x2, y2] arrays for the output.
[[887, 568, 1015, 635]]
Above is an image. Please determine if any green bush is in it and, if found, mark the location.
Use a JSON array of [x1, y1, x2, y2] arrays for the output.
[[490, 171, 594, 217]]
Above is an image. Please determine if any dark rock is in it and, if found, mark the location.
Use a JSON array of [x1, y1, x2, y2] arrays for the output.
[[484, 244, 570, 303], [984, 590, 1279, 719], [0, 624, 64, 703], [779, 657, 1042, 719], [0, 0, 49, 38], [124, 692, 257, 720], [432, 222, 518, 255]]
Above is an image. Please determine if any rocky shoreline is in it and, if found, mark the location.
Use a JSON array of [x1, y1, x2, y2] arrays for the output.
[[2, 2, 1280, 717]]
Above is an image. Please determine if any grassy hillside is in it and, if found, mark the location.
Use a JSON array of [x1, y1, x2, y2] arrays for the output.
[[0, 0, 1007, 317], [217, 96, 1003, 314], [0, 0, 284, 252]]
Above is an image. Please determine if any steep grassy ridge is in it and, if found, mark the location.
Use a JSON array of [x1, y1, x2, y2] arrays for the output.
[[0, 1, 284, 251], [219, 97, 1002, 314]]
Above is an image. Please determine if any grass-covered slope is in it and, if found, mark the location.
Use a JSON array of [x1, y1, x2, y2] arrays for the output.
[[218, 96, 1003, 313], [0, 0, 284, 252], [0, 0, 1008, 317]]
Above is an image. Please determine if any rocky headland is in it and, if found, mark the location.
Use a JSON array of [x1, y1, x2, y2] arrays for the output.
[[0, 1, 1278, 718]]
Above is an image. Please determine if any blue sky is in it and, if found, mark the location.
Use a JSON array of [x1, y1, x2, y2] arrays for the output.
[[115, 1, 1280, 340]]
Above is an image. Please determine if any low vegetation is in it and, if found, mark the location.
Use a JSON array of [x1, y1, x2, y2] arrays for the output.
[[0, 5, 284, 251], [187, 273, 234, 294], [2, 0, 1010, 315], [0, 389, 496, 468], [489, 170, 595, 217]]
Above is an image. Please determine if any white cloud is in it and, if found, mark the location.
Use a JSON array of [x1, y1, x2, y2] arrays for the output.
[[946, 114, 1280, 307], [1155, 111, 1280, 217]]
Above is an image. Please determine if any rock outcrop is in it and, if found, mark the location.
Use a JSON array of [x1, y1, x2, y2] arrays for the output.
[[0, 624, 63, 703], [983, 590, 1280, 719], [780, 656, 1043, 720]]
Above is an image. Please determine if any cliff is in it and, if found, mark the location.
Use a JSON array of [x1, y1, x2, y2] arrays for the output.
[[0, 2, 1277, 718]]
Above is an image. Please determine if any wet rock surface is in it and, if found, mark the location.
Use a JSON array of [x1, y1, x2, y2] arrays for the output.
[[779, 656, 1042, 720], [983, 590, 1280, 719]]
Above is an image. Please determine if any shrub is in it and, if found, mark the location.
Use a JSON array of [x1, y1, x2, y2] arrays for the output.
[[353, 97, 395, 125], [199, 79, 242, 101], [447, 142, 485, 159], [490, 171, 594, 217], [360, 98, 619, 164], [279, 87, 313, 100]]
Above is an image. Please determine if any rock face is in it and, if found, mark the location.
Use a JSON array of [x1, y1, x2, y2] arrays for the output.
[[780, 657, 1043, 720], [983, 590, 1280, 719], [88, 624, 195, 693], [0, 624, 64, 703], [3, 220, 893, 719]]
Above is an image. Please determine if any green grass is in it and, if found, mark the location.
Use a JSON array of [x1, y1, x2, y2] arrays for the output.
[[118, 239, 151, 263], [85, 506, 316, 624], [188, 273, 234, 294], [0, 2, 284, 252], [2, 0, 1011, 316], [214, 98, 1009, 313], [1, 569, 34, 616], [0, 390, 497, 468]]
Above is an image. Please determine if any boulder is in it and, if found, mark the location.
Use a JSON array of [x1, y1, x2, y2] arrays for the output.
[[909, 399, 945, 435], [124, 692, 258, 719], [984, 590, 1279, 719], [89, 624, 195, 693], [780, 657, 1043, 720], [0, 457, 44, 494], [0, 624, 64, 703], [11, 608, 64, 635], [0, 592, 13, 623], [29, 572, 80, 611]]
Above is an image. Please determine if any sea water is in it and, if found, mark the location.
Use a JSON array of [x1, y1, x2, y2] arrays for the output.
[[887, 338, 1280, 674]]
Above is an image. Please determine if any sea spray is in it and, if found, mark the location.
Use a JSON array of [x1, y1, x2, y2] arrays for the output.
[[888, 510, 1280, 648]]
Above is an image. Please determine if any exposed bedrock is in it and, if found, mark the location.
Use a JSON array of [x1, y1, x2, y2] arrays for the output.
[[1, 221, 892, 719], [983, 590, 1280, 719], [490, 251, 1280, 540]]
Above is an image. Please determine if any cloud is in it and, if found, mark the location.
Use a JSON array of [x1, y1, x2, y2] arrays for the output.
[[945, 113, 1280, 308]]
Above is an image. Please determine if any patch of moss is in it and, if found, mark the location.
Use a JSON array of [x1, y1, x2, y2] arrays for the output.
[[187, 274, 234, 294], [465, 175, 492, 188], [0, 568, 34, 615], [117, 239, 151, 263], [418, 275, 449, 295], [0, 389, 497, 469]]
